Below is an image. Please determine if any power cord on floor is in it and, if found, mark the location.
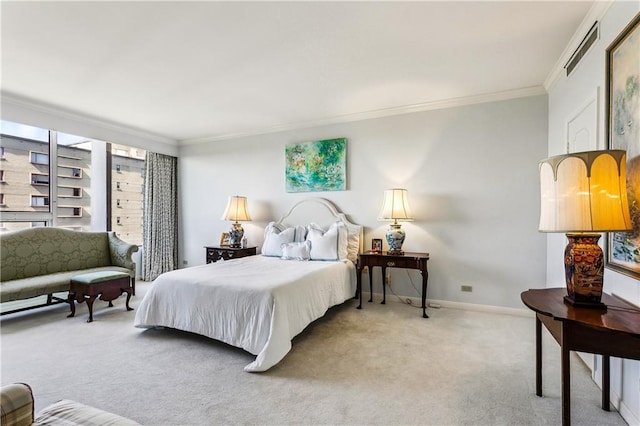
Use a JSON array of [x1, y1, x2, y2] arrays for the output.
[[385, 270, 423, 310]]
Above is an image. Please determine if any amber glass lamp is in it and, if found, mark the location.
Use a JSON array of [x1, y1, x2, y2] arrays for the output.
[[221, 196, 252, 248], [539, 150, 631, 308]]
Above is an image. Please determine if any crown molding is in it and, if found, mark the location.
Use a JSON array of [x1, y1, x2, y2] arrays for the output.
[[179, 86, 547, 146], [1, 92, 178, 148], [544, 1, 614, 92]]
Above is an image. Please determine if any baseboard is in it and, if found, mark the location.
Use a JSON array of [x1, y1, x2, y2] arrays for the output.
[[618, 394, 640, 426], [362, 292, 533, 317]]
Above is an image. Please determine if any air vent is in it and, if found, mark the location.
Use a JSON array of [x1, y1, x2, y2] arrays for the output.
[[565, 22, 599, 76]]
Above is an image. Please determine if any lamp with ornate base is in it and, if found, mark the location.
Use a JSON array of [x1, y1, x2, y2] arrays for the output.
[[221, 196, 252, 248], [378, 189, 414, 255], [539, 150, 632, 308]]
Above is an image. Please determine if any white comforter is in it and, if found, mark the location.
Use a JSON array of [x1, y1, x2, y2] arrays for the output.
[[134, 255, 356, 372]]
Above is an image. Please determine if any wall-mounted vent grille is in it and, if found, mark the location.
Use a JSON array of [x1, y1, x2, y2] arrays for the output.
[[565, 22, 599, 76]]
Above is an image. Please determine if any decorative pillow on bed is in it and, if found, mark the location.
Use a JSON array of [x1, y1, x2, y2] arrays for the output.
[[281, 240, 312, 261], [262, 223, 296, 257], [306, 222, 348, 261], [346, 226, 361, 263], [293, 225, 308, 243]]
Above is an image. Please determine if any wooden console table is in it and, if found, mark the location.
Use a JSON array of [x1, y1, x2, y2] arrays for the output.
[[356, 251, 429, 318], [521, 288, 640, 426]]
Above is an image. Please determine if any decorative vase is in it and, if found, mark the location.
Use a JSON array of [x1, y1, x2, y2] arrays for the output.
[[229, 222, 244, 248], [564, 233, 605, 307], [385, 223, 405, 254]]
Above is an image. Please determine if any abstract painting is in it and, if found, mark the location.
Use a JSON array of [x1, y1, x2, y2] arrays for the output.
[[285, 138, 347, 192], [605, 12, 640, 278]]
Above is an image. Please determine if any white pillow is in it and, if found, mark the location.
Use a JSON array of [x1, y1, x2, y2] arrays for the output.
[[346, 226, 361, 263], [281, 240, 312, 261], [306, 222, 348, 261], [262, 223, 296, 257], [293, 225, 307, 242]]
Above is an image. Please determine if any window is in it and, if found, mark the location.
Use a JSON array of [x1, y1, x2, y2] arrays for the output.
[[31, 173, 49, 185], [0, 194, 4, 206], [30, 152, 49, 165], [31, 221, 46, 227], [58, 186, 82, 198], [58, 166, 83, 179], [116, 182, 121, 190], [116, 164, 121, 172], [0, 146, 4, 159], [116, 199, 121, 207], [116, 216, 121, 225], [31, 195, 49, 207], [72, 207, 81, 217], [0, 170, 4, 182]]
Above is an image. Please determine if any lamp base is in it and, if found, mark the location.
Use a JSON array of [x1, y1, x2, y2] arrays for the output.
[[387, 250, 404, 256], [564, 233, 605, 308], [385, 223, 406, 253], [229, 222, 244, 248], [563, 295, 607, 310]]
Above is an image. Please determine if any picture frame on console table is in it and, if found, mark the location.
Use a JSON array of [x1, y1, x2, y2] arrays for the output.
[[605, 12, 640, 279], [371, 238, 382, 253], [219, 232, 231, 247]]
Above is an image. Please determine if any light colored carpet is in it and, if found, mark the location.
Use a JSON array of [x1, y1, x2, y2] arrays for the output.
[[0, 281, 627, 425]]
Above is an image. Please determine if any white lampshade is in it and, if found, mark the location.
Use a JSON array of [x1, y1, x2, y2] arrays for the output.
[[538, 150, 631, 232], [221, 196, 252, 222], [378, 189, 414, 222]]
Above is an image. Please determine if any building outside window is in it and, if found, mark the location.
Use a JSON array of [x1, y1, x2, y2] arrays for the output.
[[30, 152, 49, 165], [1, 121, 145, 239], [111, 144, 145, 245], [31, 174, 49, 185], [31, 195, 49, 207]]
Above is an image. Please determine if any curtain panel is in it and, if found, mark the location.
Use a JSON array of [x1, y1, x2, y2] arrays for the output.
[[142, 152, 178, 281]]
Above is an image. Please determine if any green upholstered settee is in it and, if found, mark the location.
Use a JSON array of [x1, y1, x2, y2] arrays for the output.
[[1, 383, 141, 425], [0, 227, 138, 313]]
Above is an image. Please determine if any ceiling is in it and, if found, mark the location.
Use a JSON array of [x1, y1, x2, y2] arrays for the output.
[[1, 1, 594, 145]]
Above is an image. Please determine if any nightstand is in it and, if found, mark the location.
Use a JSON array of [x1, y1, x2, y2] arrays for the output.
[[205, 246, 257, 264], [356, 251, 430, 318]]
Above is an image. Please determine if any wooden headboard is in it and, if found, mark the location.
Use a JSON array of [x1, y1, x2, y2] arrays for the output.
[[276, 198, 363, 254]]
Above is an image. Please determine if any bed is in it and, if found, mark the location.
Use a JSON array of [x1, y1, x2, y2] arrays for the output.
[[134, 198, 362, 372]]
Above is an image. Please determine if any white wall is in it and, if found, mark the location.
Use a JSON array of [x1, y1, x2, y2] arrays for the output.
[[179, 95, 548, 309], [547, 1, 640, 424]]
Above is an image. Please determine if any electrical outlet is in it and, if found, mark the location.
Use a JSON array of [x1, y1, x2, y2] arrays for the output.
[[461, 285, 473, 292], [183, 260, 188, 265]]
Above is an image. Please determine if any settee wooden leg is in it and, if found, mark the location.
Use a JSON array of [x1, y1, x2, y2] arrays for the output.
[[67, 292, 76, 318], [131, 277, 136, 296]]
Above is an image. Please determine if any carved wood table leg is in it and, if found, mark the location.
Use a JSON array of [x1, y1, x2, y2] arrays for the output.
[[368, 266, 374, 303], [124, 289, 133, 311], [67, 291, 76, 318], [85, 295, 97, 323]]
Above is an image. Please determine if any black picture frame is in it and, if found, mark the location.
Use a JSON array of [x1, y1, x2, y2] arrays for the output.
[[605, 12, 640, 279], [371, 238, 383, 253]]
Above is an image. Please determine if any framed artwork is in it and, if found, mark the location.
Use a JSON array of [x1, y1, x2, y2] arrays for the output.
[[219, 232, 231, 247], [605, 12, 640, 279], [285, 138, 347, 192], [371, 238, 383, 253]]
